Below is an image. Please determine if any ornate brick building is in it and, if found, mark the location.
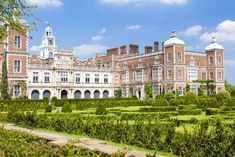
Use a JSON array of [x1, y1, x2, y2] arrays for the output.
[[0, 25, 225, 99]]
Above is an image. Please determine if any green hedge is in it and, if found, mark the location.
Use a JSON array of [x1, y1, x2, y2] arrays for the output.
[[0, 99, 48, 112], [120, 112, 178, 120], [178, 109, 203, 115], [205, 108, 220, 115], [5, 112, 235, 157], [0, 128, 109, 157], [139, 106, 176, 112]]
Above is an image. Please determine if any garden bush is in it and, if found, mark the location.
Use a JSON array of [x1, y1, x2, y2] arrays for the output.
[[61, 102, 72, 113], [139, 106, 176, 112], [95, 105, 108, 115], [45, 105, 52, 113], [178, 109, 202, 115], [205, 108, 220, 115]]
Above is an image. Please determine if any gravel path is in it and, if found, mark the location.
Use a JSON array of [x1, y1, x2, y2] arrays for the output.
[[3, 123, 163, 157]]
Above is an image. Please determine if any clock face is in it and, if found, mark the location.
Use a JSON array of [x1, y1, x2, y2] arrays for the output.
[[48, 39, 53, 45]]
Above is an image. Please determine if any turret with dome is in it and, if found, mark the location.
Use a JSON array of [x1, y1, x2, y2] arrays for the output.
[[40, 22, 57, 59]]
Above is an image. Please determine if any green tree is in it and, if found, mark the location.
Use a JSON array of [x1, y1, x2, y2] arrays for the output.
[[216, 91, 231, 106], [145, 84, 153, 99], [0, 0, 38, 41], [224, 80, 233, 94], [164, 92, 176, 101], [1, 59, 9, 99], [184, 92, 197, 105]]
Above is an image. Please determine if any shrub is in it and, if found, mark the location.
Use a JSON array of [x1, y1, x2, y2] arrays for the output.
[[139, 106, 176, 112], [216, 91, 231, 106], [61, 102, 72, 113], [164, 92, 176, 101], [45, 105, 52, 113], [95, 104, 108, 115], [184, 92, 197, 105], [178, 109, 202, 115], [155, 95, 170, 106], [205, 108, 220, 115]]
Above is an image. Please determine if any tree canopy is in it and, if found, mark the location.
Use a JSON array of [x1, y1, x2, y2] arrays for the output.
[[0, 0, 38, 41]]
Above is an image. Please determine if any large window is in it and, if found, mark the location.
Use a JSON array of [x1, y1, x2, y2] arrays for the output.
[[210, 72, 214, 80], [218, 72, 222, 81], [152, 67, 162, 81], [135, 69, 142, 81], [188, 67, 197, 81], [209, 56, 213, 64], [14, 36, 21, 48], [85, 74, 90, 84], [14, 60, 21, 73], [167, 53, 172, 61], [104, 74, 108, 84], [33, 72, 39, 83], [44, 72, 50, 83], [122, 71, 129, 83], [75, 73, 81, 84], [167, 70, 172, 79], [95, 74, 99, 84], [178, 69, 182, 78], [202, 72, 207, 80], [61, 71, 68, 82], [13, 85, 20, 97], [218, 56, 222, 65], [178, 52, 182, 61]]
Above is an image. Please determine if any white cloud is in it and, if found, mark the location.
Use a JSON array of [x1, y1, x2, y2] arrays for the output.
[[100, 0, 188, 5], [184, 25, 203, 36], [91, 35, 105, 41], [126, 24, 141, 31], [200, 20, 235, 42], [73, 44, 109, 58], [27, 0, 63, 8], [29, 45, 41, 53], [99, 28, 107, 34]]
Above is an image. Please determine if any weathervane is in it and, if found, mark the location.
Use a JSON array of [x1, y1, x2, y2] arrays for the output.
[[45, 21, 50, 27]]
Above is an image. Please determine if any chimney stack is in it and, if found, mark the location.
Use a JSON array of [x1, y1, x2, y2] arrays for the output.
[[120, 45, 127, 56], [145, 46, 153, 54], [129, 44, 139, 56], [154, 41, 159, 52], [107, 47, 119, 56]]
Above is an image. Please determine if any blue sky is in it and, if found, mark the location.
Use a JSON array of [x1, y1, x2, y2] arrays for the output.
[[27, 0, 235, 84]]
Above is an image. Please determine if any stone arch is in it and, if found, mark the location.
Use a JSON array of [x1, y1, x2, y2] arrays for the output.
[[84, 90, 91, 99], [103, 90, 109, 98], [74, 90, 81, 99], [31, 90, 40, 100], [61, 90, 68, 99], [43, 90, 51, 100], [94, 90, 100, 99]]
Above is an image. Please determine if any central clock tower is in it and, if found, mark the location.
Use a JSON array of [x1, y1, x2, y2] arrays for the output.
[[40, 23, 57, 59]]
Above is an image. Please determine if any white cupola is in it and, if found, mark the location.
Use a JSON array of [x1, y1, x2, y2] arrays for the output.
[[205, 37, 224, 51], [164, 30, 185, 46], [40, 22, 57, 59]]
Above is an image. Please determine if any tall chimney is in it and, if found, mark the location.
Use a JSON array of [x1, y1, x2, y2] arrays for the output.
[[129, 44, 139, 56], [145, 46, 153, 54], [154, 41, 159, 52], [120, 45, 127, 56]]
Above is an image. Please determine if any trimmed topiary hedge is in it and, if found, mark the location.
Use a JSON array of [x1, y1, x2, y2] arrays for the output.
[[178, 109, 202, 115], [205, 108, 220, 115], [139, 106, 177, 112], [0, 99, 48, 112]]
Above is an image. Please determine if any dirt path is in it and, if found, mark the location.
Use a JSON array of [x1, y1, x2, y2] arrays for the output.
[[3, 123, 162, 157]]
